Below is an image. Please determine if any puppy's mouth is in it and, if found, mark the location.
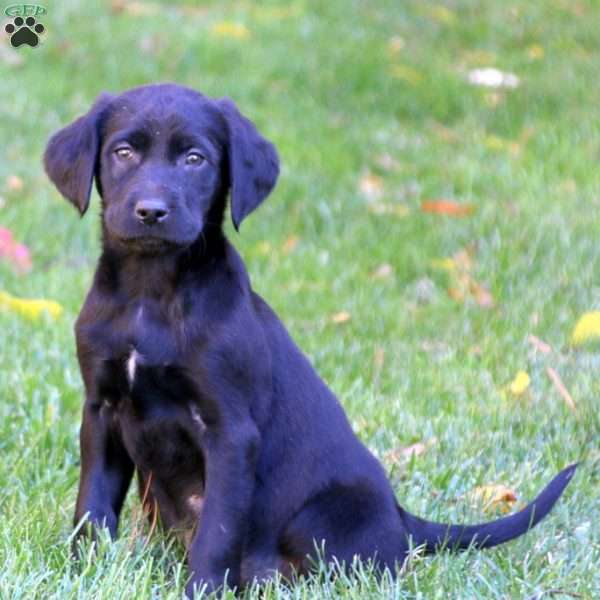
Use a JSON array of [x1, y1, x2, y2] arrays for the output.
[[115, 235, 184, 253]]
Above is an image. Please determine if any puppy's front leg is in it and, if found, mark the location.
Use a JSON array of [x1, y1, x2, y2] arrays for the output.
[[73, 400, 134, 546], [186, 419, 260, 597]]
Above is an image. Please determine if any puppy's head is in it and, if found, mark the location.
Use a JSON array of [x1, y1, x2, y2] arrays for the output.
[[44, 84, 279, 253]]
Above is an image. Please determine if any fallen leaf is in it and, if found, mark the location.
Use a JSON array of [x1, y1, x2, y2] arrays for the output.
[[508, 370, 530, 396], [471, 280, 494, 308], [469, 484, 517, 514], [210, 22, 250, 39], [371, 263, 393, 279], [424, 4, 456, 25], [467, 68, 520, 89], [331, 311, 351, 324], [0, 290, 62, 320], [570, 311, 600, 346], [385, 438, 437, 466], [421, 199, 474, 217], [389, 64, 423, 85], [387, 36, 405, 55], [430, 257, 456, 271], [462, 49, 497, 66], [6, 175, 23, 192], [484, 134, 522, 156], [359, 172, 383, 201], [527, 44, 544, 60], [0, 227, 32, 273], [431, 247, 494, 308], [282, 235, 299, 254], [546, 367, 576, 412], [527, 334, 552, 354], [367, 202, 410, 218]]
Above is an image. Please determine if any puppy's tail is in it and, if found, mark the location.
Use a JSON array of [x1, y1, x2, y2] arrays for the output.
[[400, 463, 577, 554]]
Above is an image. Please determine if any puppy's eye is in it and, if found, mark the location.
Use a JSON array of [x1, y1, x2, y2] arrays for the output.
[[185, 151, 204, 166], [115, 146, 134, 160]]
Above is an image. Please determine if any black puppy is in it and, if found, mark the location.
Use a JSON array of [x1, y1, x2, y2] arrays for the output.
[[44, 84, 576, 596]]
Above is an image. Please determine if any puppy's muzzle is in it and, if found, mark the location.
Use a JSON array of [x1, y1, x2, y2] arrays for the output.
[[135, 198, 170, 226]]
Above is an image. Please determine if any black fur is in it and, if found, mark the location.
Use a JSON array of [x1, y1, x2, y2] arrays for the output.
[[44, 83, 576, 597]]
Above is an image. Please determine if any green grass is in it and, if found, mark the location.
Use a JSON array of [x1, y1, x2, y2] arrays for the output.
[[1, 0, 599, 598]]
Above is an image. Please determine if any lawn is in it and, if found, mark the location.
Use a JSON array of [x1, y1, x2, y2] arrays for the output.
[[0, 0, 598, 598]]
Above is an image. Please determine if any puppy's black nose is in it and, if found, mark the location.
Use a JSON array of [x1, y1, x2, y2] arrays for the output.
[[135, 199, 169, 225]]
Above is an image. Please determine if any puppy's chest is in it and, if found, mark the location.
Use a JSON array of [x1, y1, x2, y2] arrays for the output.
[[94, 308, 207, 475]]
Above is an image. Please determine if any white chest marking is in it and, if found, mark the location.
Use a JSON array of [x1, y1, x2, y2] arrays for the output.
[[127, 349, 140, 386]]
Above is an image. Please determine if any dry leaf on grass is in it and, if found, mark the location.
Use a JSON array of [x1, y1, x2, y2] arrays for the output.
[[507, 370, 530, 396], [389, 64, 423, 85], [385, 438, 437, 466], [0, 290, 62, 320], [367, 202, 410, 218], [430, 247, 494, 308], [282, 235, 299, 255], [210, 22, 250, 39], [423, 4, 456, 25], [421, 199, 474, 217], [469, 484, 517, 514], [527, 44, 545, 60], [527, 334, 552, 354], [546, 367, 576, 413], [331, 311, 351, 324], [570, 311, 600, 346], [387, 36, 405, 55], [256, 241, 271, 255]]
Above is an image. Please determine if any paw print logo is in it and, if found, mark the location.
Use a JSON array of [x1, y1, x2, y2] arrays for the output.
[[5, 16, 45, 48]]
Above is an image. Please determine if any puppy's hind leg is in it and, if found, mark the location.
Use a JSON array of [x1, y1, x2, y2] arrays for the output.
[[278, 482, 402, 576]]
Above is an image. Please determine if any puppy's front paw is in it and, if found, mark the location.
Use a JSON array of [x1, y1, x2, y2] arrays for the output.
[[185, 569, 232, 598]]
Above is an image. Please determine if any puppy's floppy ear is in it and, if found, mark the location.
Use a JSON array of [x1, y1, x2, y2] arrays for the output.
[[44, 93, 113, 216], [218, 98, 279, 230]]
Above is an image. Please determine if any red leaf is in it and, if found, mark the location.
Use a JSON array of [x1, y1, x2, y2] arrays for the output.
[[421, 199, 474, 217]]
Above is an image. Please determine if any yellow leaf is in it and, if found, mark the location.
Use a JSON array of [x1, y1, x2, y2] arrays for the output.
[[367, 202, 410, 218], [210, 22, 250, 39], [256, 241, 272, 255], [527, 44, 545, 60], [331, 311, 351, 324], [425, 4, 456, 25], [430, 257, 456, 271], [470, 484, 517, 514], [508, 370, 530, 396], [0, 290, 63, 320], [571, 311, 600, 346], [389, 64, 423, 85]]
